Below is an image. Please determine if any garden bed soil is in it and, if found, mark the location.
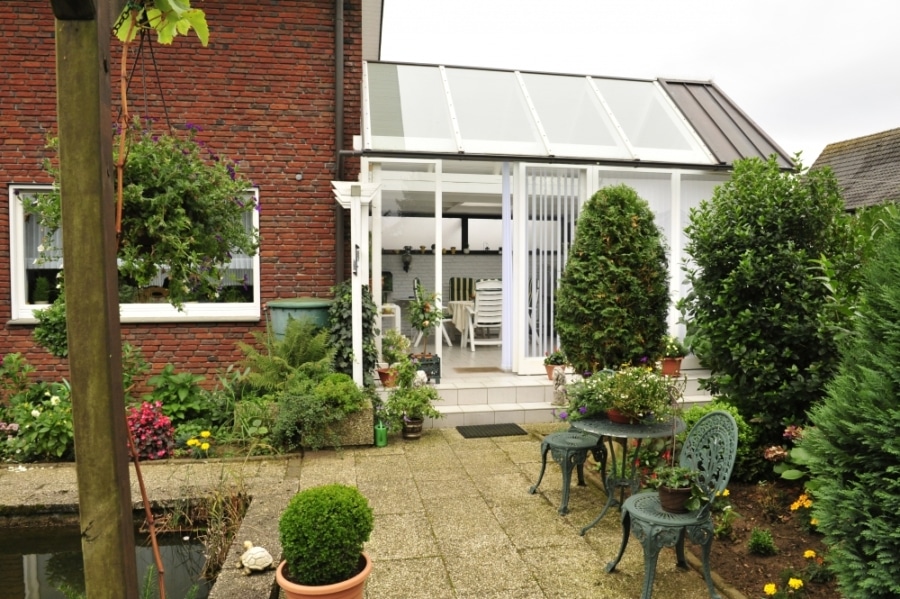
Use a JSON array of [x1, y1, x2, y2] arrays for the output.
[[695, 480, 841, 599]]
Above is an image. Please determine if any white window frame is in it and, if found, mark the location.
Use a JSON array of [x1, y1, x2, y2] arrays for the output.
[[9, 184, 261, 323]]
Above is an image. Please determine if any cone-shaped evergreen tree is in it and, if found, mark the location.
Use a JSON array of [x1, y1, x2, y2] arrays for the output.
[[555, 184, 669, 373], [804, 221, 900, 598]]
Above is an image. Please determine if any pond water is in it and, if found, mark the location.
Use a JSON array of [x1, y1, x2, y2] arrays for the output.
[[0, 523, 211, 599]]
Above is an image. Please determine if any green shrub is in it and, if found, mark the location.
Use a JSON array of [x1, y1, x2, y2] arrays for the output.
[[5, 381, 74, 461], [681, 157, 857, 443], [804, 216, 900, 598], [555, 184, 670, 373], [747, 527, 778, 556], [681, 400, 764, 483], [279, 484, 374, 586], [142, 364, 206, 426]]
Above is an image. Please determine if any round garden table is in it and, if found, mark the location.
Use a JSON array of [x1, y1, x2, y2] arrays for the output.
[[569, 417, 685, 536]]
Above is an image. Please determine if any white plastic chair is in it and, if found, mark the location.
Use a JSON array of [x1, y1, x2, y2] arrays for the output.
[[466, 279, 502, 351]]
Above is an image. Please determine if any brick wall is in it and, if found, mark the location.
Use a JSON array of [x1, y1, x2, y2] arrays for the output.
[[0, 0, 361, 385]]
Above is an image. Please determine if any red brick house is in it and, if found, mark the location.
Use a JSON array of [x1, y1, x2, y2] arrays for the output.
[[1, 0, 375, 382]]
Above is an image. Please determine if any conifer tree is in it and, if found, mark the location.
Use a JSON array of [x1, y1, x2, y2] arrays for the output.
[[804, 221, 900, 598], [555, 184, 669, 373]]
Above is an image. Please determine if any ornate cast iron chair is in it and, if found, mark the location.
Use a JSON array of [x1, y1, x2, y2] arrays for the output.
[[605, 410, 738, 599]]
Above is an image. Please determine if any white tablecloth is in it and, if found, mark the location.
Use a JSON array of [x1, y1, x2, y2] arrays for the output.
[[447, 300, 473, 338]]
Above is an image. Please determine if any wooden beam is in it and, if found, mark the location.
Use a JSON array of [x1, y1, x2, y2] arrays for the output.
[[54, 0, 139, 596]]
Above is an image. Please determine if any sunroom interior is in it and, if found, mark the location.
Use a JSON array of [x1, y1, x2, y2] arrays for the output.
[[339, 61, 791, 382]]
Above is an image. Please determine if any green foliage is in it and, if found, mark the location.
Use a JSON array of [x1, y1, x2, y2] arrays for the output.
[[238, 318, 333, 394], [559, 366, 675, 423], [5, 380, 75, 461], [27, 119, 258, 309], [383, 357, 442, 431], [543, 348, 566, 365], [121, 342, 150, 401], [380, 328, 410, 366], [803, 216, 900, 598], [114, 0, 209, 46], [681, 400, 763, 483], [407, 282, 441, 354], [328, 281, 379, 386], [0, 353, 35, 403], [555, 184, 670, 373], [278, 484, 374, 586], [747, 527, 778, 556], [32, 275, 51, 302], [681, 157, 858, 443], [143, 363, 206, 426], [33, 294, 69, 358]]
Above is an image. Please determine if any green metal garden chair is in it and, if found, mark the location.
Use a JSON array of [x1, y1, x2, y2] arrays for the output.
[[605, 410, 738, 599]]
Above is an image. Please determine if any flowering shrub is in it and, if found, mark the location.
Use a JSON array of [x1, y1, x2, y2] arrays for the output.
[[5, 382, 74, 462], [661, 335, 687, 358], [126, 401, 175, 460]]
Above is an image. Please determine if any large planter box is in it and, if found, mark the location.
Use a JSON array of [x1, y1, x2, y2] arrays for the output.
[[326, 397, 374, 447]]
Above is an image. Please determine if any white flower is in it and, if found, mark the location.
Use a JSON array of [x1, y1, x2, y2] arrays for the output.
[[50, 396, 60, 406], [37, 244, 45, 253], [31, 409, 41, 419]]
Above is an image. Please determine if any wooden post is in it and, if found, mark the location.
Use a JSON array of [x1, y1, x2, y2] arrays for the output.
[[51, 0, 139, 597]]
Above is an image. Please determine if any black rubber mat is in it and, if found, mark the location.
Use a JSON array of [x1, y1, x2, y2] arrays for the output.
[[456, 423, 528, 439]]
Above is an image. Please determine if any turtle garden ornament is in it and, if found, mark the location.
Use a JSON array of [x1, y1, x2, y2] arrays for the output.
[[236, 540, 275, 575]]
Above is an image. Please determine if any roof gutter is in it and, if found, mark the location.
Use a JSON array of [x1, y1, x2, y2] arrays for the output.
[[334, 0, 345, 284]]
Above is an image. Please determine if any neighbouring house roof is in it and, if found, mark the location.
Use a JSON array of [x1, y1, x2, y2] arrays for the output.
[[361, 61, 793, 170], [811, 128, 900, 210]]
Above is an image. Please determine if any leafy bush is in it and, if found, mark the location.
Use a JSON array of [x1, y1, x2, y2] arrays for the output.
[[681, 157, 857, 443], [803, 216, 900, 598], [681, 400, 763, 483], [126, 401, 175, 460], [747, 527, 778, 556], [239, 318, 332, 395], [5, 381, 74, 461], [279, 484, 374, 586], [328, 281, 379, 386], [143, 364, 206, 426], [555, 184, 670, 373]]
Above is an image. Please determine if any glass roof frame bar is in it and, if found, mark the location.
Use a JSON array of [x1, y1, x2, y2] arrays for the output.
[[515, 71, 554, 156], [652, 80, 717, 164], [438, 66, 465, 153], [362, 60, 372, 150], [586, 76, 637, 160]]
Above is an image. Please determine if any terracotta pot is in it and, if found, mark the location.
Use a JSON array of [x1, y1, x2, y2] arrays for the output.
[[402, 417, 424, 440], [275, 553, 372, 599], [376, 367, 398, 388], [544, 363, 561, 380], [606, 408, 638, 424], [661, 357, 682, 377], [658, 485, 692, 513]]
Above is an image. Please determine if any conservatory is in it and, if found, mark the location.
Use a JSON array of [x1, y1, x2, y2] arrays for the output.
[[335, 61, 791, 381]]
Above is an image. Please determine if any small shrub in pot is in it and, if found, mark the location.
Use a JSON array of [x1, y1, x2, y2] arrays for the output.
[[278, 483, 374, 586]]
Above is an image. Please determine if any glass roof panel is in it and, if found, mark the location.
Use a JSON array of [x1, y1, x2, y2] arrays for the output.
[[366, 63, 457, 152], [591, 78, 708, 162], [519, 72, 631, 159], [444, 68, 546, 155]]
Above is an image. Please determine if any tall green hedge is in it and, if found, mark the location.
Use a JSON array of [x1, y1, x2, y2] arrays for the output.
[[803, 220, 900, 598], [555, 184, 670, 373], [681, 157, 856, 442]]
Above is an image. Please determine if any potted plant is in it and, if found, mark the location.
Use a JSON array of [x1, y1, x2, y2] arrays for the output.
[[276, 483, 374, 599], [543, 348, 566, 380], [660, 335, 688, 376], [603, 364, 674, 424], [377, 329, 409, 388], [644, 464, 704, 513], [407, 284, 442, 381], [384, 357, 443, 439], [32, 275, 51, 304]]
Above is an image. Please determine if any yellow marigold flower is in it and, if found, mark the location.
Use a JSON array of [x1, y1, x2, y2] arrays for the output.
[[802, 498, 813, 508], [186, 438, 199, 447], [810, 518, 819, 526], [804, 549, 816, 559], [722, 488, 730, 497], [788, 578, 803, 590], [764, 583, 777, 596], [201, 442, 210, 451], [200, 431, 211, 438]]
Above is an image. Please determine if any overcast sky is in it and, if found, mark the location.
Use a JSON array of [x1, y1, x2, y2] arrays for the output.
[[380, 0, 900, 165]]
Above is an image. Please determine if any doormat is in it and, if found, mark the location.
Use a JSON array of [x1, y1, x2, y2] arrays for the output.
[[454, 367, 503, 374], [456, 423, 528, 439]]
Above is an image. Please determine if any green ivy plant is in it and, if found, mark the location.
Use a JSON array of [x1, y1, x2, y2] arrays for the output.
[[328, 281, 379, 387], [555, 184, 670, 373]]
